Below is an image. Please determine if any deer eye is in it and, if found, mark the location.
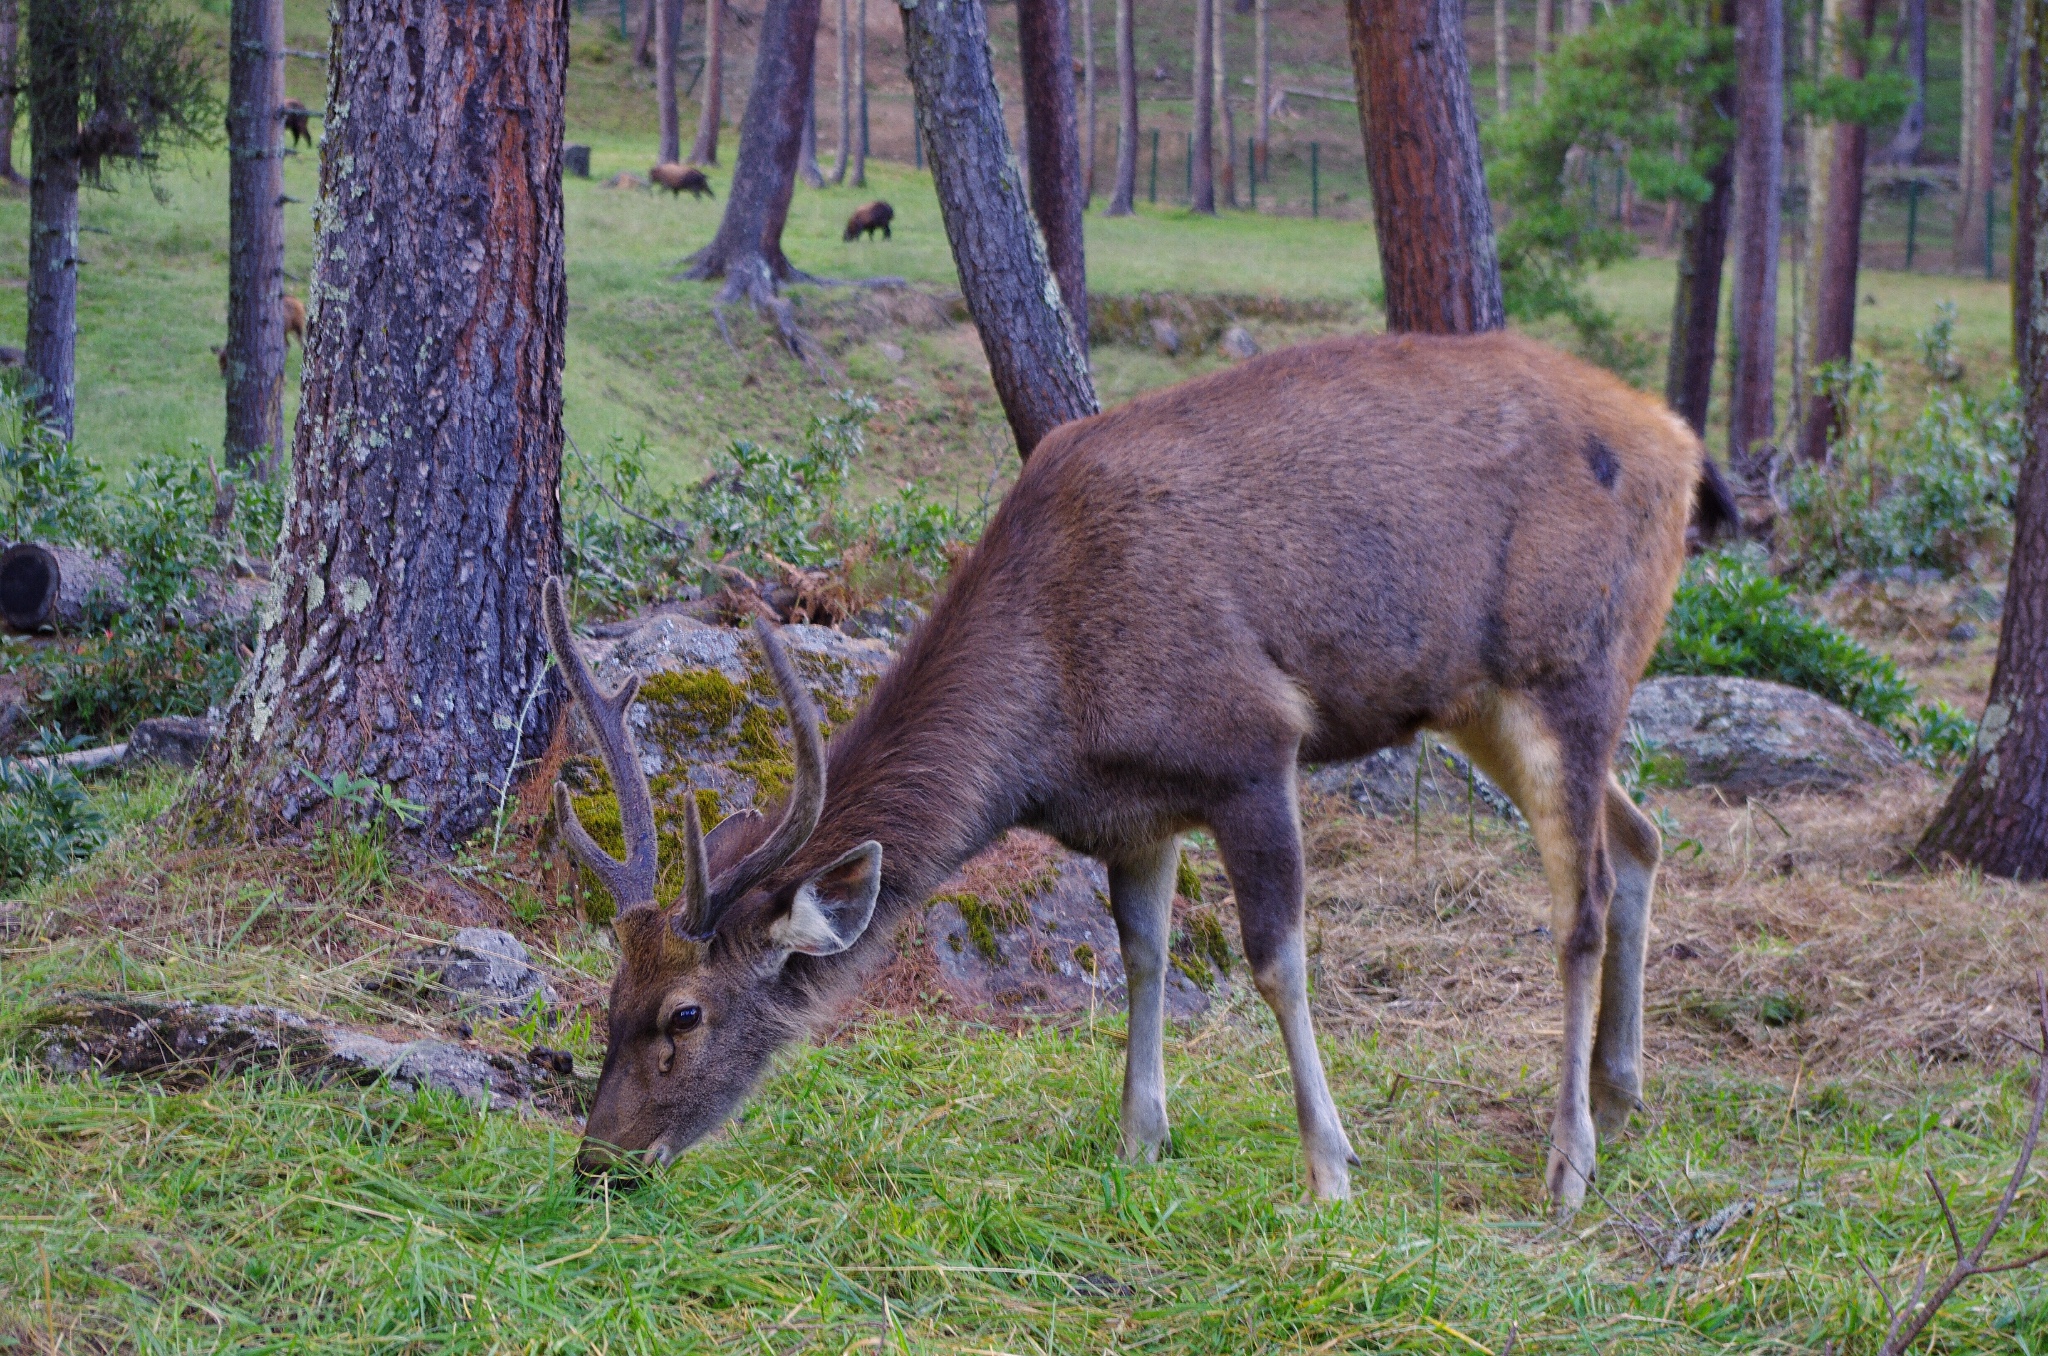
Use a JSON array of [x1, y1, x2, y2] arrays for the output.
[[668, 1005, 703, 1034]]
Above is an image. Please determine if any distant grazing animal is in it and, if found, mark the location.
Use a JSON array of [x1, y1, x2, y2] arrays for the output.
[[281, 99, 313, 148], [843, 200, 893, 241], [549, 330, 1738, 1216], [213, 296, 308, 376], [649, 163, 714, 199]]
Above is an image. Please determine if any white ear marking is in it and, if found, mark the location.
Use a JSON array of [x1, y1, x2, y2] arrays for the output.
[[768, 841, 882, 958]]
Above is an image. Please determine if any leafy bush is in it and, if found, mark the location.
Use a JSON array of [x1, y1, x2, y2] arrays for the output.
[[1780, 354, 2020, 585], [0, 758, 108, 889], [1651, 550, 1973, 767]]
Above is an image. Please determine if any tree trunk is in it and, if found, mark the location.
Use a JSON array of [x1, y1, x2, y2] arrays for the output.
[[1887, 0, 1926, 162], [1728, 0, 1784, 492], [1567, 0, 1592, 34], [1192, 0, 1215, 212], [1019, 0, 1090, 345], [1535, 0, 1553, 95], [1255, 0, 1269, 167], [24, 0, 79, 439], [1347, 0, 1506, 334], [851, 0, 867, 186], [1916, 0, 2048, 877], [1106, 0, 1137, 214], [196, 0, 567, 847], [0, 0, 23, 185], [224, 0, 287, 479], [900, 0, 1097, 457], [1495, 0, 1511, 112], [1798, 0, 1875, 465], [1213, 0, 1235, 206], [798, 64, 825, 187], [1082, 0, 1096, 203], [634, 0, 656, 67], [683, 0, 821, 291], [1667, 157, 1734, 435], [657, 0, 681, 163], [691, 0, 725, 164], [831, 0, 850, 182], [2017, 0, 2040, 377], [1956, 0, 1998, 269]]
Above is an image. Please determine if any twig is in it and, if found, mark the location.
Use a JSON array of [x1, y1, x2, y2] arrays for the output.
[[1872, 971, 2048, 1354]]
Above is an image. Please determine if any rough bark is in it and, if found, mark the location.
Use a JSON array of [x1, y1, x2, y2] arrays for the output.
[[690, 0, 725, 163], [2018, 0, 2040, 377], [224, 0, 287, 479], [1916, 0, 2048, 876], [195, 0, 567, 847], [1728, 0, 1784, 492], [1018, 0, 1088, 345], [831, 0, 850, 182], [1956, 0, 1999, 269], [683, 0, 821, 293], [899, 0, 1097, 457], [1081, 0, 1096, 203], [1191, 0, 1214, 212], [1495, 0, 1511, 112], [851, 0, 867, 186], [1798, 0, 1875, 465], [1213, 0, 1235, 206], [1106, 0, 1136, 213], [0, 0, 22, 185], [657, 0, 681, 163], [1347, 0, 1506, 334], [24, 0, 79, 438], [1887, 0, 1926, 162], [1667, 156, 1734, 435], [798, 64, 825, 186]]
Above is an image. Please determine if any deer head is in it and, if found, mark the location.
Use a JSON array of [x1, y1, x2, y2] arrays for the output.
[[540, 578, 883, 1177]]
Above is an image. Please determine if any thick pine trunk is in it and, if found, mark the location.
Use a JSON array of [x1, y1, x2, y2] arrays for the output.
[[691, 0, 725, 164], [684, 0, 820, 286], [831, 0, 850, 182], [1667, 158, 1734, 435], [225, 0, 288, 478], [197, 0, 567, 846], [1888, 0, 1927, 161], [1018, 0, 1088, 345], [1106, 0, 1136, 214], [1728, 0, 1784, 492], [2018, 0, 2040, 377], [0, 0, 22, 185], [657, 0, 680, 163], [798, 66, 825, 187], [24, 0, 78, 439], [1347, 0, 1505, 334], [1081, 0, 1096, 204], [851, 0, 867, 186], [1917, 0, 2048, 876], [1956, 0, 1998, 269], [1192, 0, 1214, 212], [1798, 0, 1874, 464], [900, 0, 1096, 457], [1213, 0, 1235, 206], [634, 0, 656, 67]]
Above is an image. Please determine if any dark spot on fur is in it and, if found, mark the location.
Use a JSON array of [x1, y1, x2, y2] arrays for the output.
[[1584, 436, 1619, 490]]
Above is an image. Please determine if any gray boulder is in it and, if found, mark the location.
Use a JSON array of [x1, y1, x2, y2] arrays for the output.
[[378, 927, 558, 1018], [1304, 737, 1520, 821], [1218, 325, 1260, 360], [126, 715, 219, 768], [1623, 675, 1911, 797]]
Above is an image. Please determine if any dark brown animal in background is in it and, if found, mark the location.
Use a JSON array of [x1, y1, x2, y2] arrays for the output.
[[650, 163, 714, 199], [552, 331, 1738, 1216], [282, 99, 313, 148], [844, 200, 893, 241]]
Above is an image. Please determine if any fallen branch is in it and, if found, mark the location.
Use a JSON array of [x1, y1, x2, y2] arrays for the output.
[[8, 744, 129, 775], [1873, 971, 2048, 1355]]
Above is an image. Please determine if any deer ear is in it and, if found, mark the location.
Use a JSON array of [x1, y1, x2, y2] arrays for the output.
[[768, 841, 882, 957], [701, 806, 764, 869]]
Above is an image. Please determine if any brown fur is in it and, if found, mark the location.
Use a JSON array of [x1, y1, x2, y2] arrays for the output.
[[282, 99, 313, 149], [843, 201, 893, 242], [214, 297, 306, 376], [649, 163, 714, 199], [568, 332, 1713, 1210]]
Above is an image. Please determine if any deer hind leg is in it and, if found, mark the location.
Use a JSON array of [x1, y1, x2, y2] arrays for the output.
[[1107, 837, 1180, 1163], [1593, 776, 1660, 1137], [1440, 692, 1615, 1216], [1210, 769, 1357, 1200]]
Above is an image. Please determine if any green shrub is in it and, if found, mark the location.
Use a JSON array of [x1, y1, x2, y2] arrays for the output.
[[1651, 550, 1974, 767], [1780, 353, 2020, 586], [0, 757, 108, 890]]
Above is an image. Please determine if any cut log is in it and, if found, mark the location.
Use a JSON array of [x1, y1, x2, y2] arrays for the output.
[[0, 543, 263, 633]]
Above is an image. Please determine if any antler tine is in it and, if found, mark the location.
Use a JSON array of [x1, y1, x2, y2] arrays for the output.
[[705, 619, 828, 918], [677, 793, 712, 934], [542, 577, 660, 911]]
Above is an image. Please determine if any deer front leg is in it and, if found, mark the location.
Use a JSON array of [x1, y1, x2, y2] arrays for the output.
[[1108, 838, 1180, 1163]]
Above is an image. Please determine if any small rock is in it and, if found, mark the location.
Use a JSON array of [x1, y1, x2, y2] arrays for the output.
[[1947, 621, 1979, 643], [378, 927, 559, 1018], [1625, 675, 1911, 798], [1149, 317, 1182, 355], [125, 715, 219, 768], [874, 340, 905, 363], [528, 1044, 576, 1076], [1953, 584, 2004, 620], [842, 596, 927, 645], [604, 171, 648, 190], [1218, 325, 1259, 360]]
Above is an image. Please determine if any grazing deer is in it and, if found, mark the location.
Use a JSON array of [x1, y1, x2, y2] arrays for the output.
[[650, 163, 715, 199], [843, 201, 894, 241], [552, 331, 1736, 1213], [282, 99, 314, 149]]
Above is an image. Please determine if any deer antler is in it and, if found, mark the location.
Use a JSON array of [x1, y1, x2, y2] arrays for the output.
[[543, 577, 660, 912], [701, 619, 827, 921]]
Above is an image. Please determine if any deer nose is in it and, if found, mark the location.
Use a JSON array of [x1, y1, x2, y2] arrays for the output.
[[574, 1139, 644, 1185]]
